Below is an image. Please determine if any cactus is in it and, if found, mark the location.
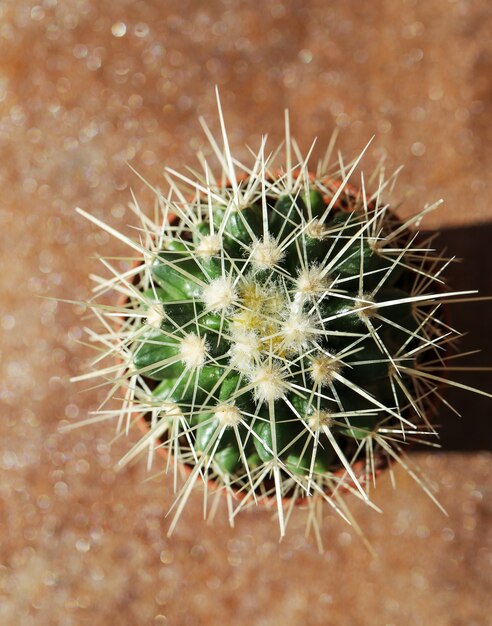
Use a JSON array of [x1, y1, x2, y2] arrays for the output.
[[73, 95, 491, 542]]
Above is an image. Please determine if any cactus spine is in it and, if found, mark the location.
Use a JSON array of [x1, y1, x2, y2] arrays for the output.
[[73, 96, 491, 541]]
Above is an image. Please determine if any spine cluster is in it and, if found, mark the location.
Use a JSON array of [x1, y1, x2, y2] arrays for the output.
[[73, 97, 490, 542]]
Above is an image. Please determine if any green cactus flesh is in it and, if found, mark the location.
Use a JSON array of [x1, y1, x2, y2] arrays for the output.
[[131, 183, 428, 483]]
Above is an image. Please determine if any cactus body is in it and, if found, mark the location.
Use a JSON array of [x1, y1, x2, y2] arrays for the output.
[[137, 186, 420, 483], [74, 100, 491, 540]]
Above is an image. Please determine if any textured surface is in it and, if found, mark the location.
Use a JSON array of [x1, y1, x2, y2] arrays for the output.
[[1, 1, 492, 625]]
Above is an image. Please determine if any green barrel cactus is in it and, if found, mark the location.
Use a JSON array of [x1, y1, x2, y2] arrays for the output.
[[73, 98, 491, 540]]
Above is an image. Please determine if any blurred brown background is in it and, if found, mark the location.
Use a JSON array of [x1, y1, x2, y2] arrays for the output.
[[1, 1, 491, 624]]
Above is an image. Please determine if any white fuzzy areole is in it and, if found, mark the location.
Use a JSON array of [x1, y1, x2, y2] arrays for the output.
[[295, 265, 331, 298], [214, 403, 242, 427], [281, 310, 314, 352], [249, 234, 284, 269], [229, 328, 261, 371], [196, 234, 222, 258], [310, 353, 342, 386], [249, 363, 286, 403], [202, 277, 238, 312], [179, 333, 208, 368], [354, 295, 376, 320], [146, 304, 165, 329], [308, 409, 334, 430], [306, 219, 329, 240]]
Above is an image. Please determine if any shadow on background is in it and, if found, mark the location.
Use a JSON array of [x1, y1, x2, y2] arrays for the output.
[[418, 223, 492, 452]]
